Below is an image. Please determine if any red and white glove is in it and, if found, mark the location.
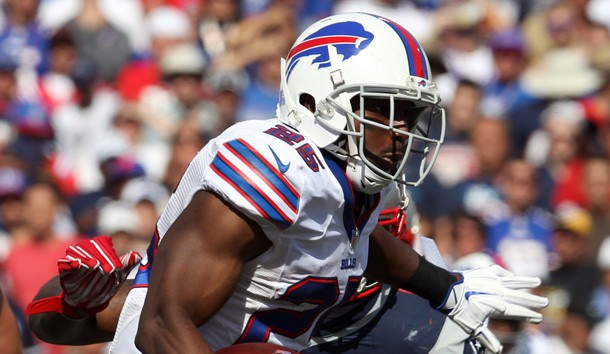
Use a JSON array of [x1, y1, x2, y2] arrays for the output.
[[57, 236, 141, 314]]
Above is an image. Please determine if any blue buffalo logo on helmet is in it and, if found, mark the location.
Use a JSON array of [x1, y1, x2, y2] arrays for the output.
[[285, 21, 374, 78]]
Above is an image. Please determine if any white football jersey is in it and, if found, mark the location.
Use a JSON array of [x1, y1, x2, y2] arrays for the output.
[[111, 119, 388, 353]]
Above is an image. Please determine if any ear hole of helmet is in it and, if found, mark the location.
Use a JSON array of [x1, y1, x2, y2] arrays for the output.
[[299, 93, 315, 113]]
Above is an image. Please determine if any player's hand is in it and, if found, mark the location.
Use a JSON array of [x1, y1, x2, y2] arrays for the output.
[[58, 236, 141, 314], [439, 265, 548, 354]]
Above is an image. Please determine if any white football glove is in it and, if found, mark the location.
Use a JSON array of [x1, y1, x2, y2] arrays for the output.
[[58, 236, 141, 314], [439, 265, 548, 354]]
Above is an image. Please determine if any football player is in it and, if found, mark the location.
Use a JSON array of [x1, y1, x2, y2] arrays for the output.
[[28, 13, 547, 354]]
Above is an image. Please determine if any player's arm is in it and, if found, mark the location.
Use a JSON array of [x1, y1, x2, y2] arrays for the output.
[[28, 236, 141, 345], [29, 276, 131, 345], [366, 225, 548, 354], [365, 225, 455, 304], [1, 286, 23, 354], [135, 190, 271, 354]]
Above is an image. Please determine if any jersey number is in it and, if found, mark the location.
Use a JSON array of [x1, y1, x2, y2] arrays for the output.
[[235, 276, 363, 343]]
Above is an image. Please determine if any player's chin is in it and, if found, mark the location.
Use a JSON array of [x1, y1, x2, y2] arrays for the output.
[[365, 152, 401, 175]]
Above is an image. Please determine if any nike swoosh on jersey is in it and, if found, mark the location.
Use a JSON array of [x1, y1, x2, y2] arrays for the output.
[[464, 291, 490, 300], [269, 146, 291, 173]]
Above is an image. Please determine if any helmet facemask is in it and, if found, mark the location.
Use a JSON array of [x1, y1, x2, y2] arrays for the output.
[[317, 81, 446, 193]]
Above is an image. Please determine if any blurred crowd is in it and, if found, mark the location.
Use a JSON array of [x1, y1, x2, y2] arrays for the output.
[[0, 0, 608, 353]]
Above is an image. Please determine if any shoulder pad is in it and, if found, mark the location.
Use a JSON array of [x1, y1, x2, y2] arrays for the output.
[[203, 129, 305, 230]]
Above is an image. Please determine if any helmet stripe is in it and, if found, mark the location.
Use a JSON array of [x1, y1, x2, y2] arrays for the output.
[[377, 17, 428, 79]]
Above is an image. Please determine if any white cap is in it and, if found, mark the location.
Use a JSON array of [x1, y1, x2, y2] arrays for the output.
[[160, 43, 207, 76], [146, 6, 190, 39], [120, 177, 169, 215], [97, 200, 139, 236], [521, 48, 602, 98], [96, 131, 131, 163], [541, 100, 586, 127]]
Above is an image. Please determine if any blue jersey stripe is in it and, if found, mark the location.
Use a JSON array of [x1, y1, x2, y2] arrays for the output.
[[211, 155, 292, 228], [227, 140, 300, 211]]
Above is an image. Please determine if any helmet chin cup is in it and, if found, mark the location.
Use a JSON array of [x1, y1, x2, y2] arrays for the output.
[[346, 156, 391, 194]]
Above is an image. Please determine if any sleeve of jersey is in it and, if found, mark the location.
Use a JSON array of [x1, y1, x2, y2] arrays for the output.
[[201, 137, 302, 230]]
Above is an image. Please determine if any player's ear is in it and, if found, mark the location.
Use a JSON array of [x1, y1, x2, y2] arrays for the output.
[[299, 93, 315, 113]]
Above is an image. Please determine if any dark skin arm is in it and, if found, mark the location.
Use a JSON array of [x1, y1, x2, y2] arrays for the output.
[[364, 224, 421, 285], [366, 224, 457, 306], [29, 276, 131, 345], [135, 190, 271, 354], [1, 287, 23, 354]]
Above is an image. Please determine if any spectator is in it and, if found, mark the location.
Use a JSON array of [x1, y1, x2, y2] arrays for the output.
[[209, 4, 295, 74], [525, 100, 589, 208], [521, 0, 591, 60], [430, 79, 481, 189], [433, 1, 495, 86], [590, 237, 610, 353], [551, 304, 603, 354], [416, 116, 511, 261], [49, 56, 121, 196], [449, 211, 499, 271], [161, 121, 205, 191], [68, 148, 145, 237], [0, 53, 18, 118], [0, 167, 28, 262], [37, 0, 149, 56], [234, 50, 285, 121], [2, 181, 76, 312], [37, 28, 79, 114], [581, 45, 610, 144], [115, 5, 193, 102], [62, 0, 132, 83], [6, 99, 54, 177], [138, 43, 219, 145], [119, 176, 169, 240], [197, 0, 241, 62], [97, 199, 146, 256], [447, 117, 510, 217], [543, 203, 600, 338], [580, 158, 610, 260], [0, 0, 49, 75], [483, 27, 545, 153], [110, 102, 170, 183], [487, 317, 553, 354], [222, 5, 297, 122], [485, 159, 554, 278], [207, 70, 247, 132]]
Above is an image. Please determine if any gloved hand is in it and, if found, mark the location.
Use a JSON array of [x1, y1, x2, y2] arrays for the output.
[[58, 236, 141, 314], [438, 265, 548, 354]]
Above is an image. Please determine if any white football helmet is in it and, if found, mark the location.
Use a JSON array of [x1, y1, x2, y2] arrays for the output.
[[278, 13, 445, 193]]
